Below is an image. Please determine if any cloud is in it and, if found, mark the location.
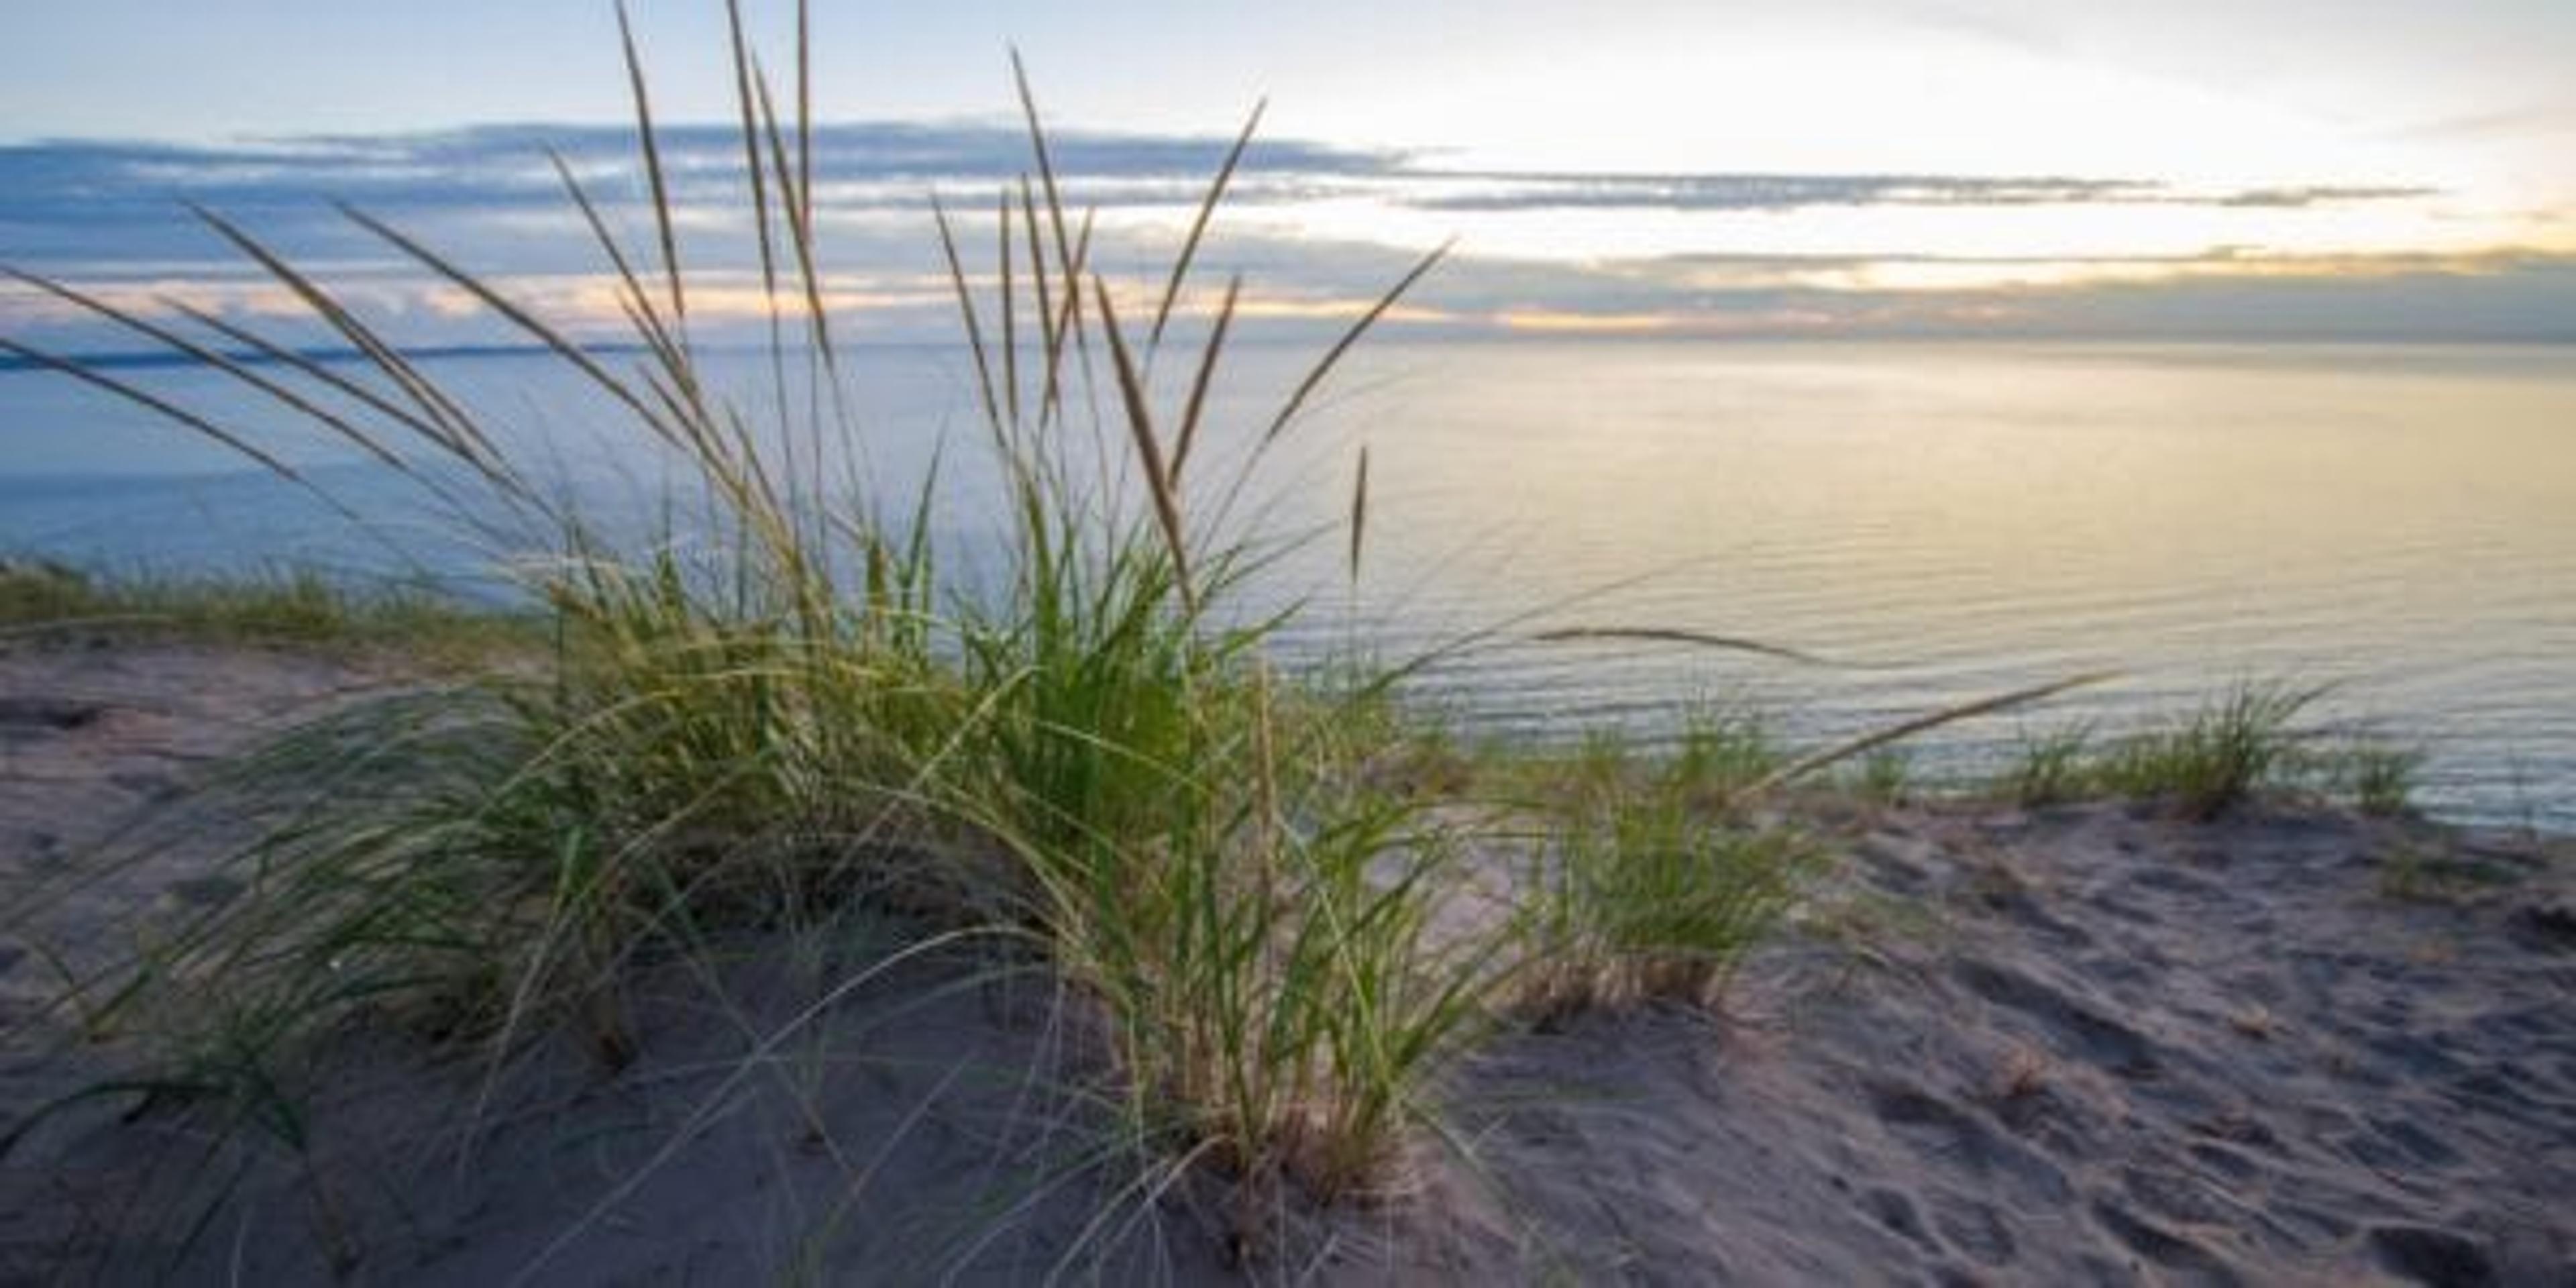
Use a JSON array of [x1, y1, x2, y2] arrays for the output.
[[0, 119, 2565, 347], [0, 121, 2436, 249], [0, 123, 1391, 229], [1395, 173, 2438, 213], [1955, 251, 2576, 341], [2210, 184, 2439, 208]]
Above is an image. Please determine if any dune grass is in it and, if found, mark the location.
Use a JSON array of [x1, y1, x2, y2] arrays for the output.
[[0, 1, 2143, 1275], [2328, 741, 2426, 818], [2094, 682, 2319, 819], [2000, 680, 2426, 820], [1514, 778, 1815, 1022], [0, 5, 1507, 1266], [2008, 722, 2098, 808], [0, 558, 533, 660]]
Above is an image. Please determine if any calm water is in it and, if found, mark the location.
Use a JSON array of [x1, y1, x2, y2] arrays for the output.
[[5, 339, 2571, 830]]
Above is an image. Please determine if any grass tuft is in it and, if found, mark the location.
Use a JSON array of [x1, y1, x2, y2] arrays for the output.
[[1515, 775, 1815, 1022], [0, 559, 532, 661], [2336, 742, 2425, 818], [2093, 682, 2319, 820], [0, 3, 2141, 1273], [2009, 722, 2096, 808]]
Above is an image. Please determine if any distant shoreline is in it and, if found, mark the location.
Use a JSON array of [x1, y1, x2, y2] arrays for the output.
[[8, 332, 2573, 376], [0, 341, 649, 374]]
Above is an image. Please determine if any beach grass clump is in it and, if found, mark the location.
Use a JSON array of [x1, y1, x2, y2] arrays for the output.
[[1511, 718, 1819, 1022], [2332, 742, 2424, 818], [1513, 779, 1815, 1021], [2094, 682, 2320, 819], [1, 2, 1495, 1255], [0, 1, 2111, 1269], [1668, 706, 1782, 802], [1850, 747, 1911, 805], [939, 508, 1475, 1204], [1997, 688, 2432, 822], [2008, 722, 2098, 807], [1007, 756, 1499, 1209], [0, 558, 529, 659], [918, 71, 1485, 1208], [1473, 708, 1780, 816]]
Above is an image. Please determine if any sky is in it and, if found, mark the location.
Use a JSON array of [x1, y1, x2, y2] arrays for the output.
[[3, 0, 2572, 345]]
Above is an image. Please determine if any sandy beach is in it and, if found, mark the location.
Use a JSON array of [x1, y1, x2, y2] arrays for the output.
[[6, 0, 2574, 1280], [3, 638, 2569, 1285]]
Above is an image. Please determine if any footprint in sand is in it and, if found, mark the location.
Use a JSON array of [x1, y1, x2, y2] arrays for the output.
[[1951, 958, 2165, 1079], [0, 697, 104, 741], [2367, 1223, 2498, 1287], [2088, 1196, 2248, 1287]]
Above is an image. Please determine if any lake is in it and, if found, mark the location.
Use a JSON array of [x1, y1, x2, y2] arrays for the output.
[[5, 338, 2570, 830]]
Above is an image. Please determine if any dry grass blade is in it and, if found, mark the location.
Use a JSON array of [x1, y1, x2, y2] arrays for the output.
[[1263, 239, 1451, 446], [5, 268, 413, 479], [1532, 626, 1859, 669], [1348, 445, 1371, 584], [748, 49, 855, 539], [170, 301, 437, 445], [616, 0, 687, 327], [724, 1, 798, 506], [1743, 671, 2119, 797], [1170, 274, 1240, 486], [751, 64, 843, 372], [724, 0, 780, 311], [1038, 210, 1097, 432], [545, 149, 679, 362], [796, 0, 812, 230], [1149, 100, 1265, 350], [545, 150, 711, 460], [164, 300, 534, 527], [189, 205, 486, 461], [930, 191, 1004, 443], [547, 154, 727, 482], [1012, 51, 1102, 430], [337, 203, 689, 453], [1092, 277, 1197, 613], [1018, 177, 1054, 378], [1010, 48, 1075, 288], [998, 186, 1020, 427], [0, 339, 382, 541]]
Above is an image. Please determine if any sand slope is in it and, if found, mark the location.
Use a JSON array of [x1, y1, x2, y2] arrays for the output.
[[3, 642, 2571, 1285], [1441, 804, 2575, 1286]]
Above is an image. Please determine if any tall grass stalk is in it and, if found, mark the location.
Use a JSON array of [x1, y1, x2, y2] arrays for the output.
[[0, 0, 1497, 1262], [0, 3, 2121, 1271]]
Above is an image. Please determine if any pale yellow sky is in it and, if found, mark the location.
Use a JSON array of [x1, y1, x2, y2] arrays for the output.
[[3, 0, 2571, 339]]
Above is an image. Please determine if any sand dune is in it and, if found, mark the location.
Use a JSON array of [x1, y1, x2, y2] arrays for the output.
[[3, 642, 2569, 1284], [1436, 802, 2574, 1285]]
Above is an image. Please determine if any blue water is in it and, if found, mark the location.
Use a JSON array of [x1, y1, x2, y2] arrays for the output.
[[5, 338, 2571, 831]]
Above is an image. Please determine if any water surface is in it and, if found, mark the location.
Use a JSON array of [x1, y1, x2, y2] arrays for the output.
[[5, 339, 2569, 830]]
